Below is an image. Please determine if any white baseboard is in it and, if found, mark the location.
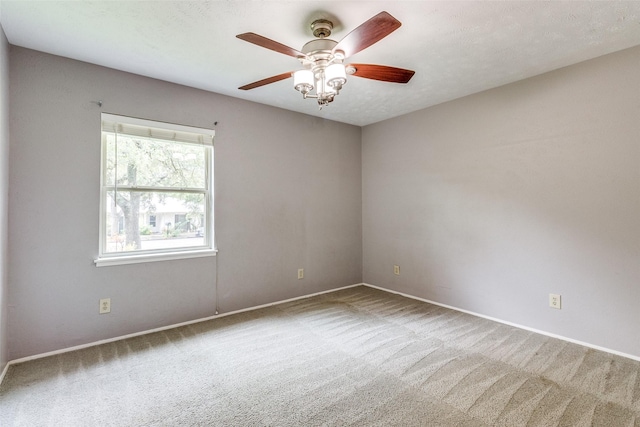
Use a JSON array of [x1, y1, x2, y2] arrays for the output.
[[4, 283, 364, 371], [0, 360, 9, 385], [363, 283, 640, 363], [4, 280, 637, 387]]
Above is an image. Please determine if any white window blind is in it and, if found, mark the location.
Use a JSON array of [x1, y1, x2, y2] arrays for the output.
[[101, 113, 214, 146]]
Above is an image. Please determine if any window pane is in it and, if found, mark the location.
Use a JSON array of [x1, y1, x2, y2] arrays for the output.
[[104, 134, 206, 189], [104, 191, 206, 253]]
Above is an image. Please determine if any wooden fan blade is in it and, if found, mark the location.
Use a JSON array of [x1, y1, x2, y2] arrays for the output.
[[349, 64, 415, 83], [236, 33, 305, 58], [333, 11, 401, 58], [238, 72, 293, 90]]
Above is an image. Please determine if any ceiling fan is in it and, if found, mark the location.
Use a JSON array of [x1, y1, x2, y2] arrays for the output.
[[236, 11, 415, 107]]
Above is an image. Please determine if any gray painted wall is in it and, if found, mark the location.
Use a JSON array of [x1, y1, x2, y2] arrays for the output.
[[6, 41, 638, 362], [0, 23, 9, 371], [363, 46, 640, 357], [8, 47, 362, 360]]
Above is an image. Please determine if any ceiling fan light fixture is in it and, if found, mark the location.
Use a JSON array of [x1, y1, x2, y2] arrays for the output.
[[293, 69, 314, 94], [293, 64, 343, 108]]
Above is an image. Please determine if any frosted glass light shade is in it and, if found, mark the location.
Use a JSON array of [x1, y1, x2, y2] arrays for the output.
[[293, 70, 314, 93], [326, 64, 347, 88]]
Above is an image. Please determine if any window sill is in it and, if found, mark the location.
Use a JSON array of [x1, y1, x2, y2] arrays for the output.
[[94, 249, 217, 267]]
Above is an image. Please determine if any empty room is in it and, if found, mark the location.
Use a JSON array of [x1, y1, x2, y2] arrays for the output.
[[0, 1, 639, 425]]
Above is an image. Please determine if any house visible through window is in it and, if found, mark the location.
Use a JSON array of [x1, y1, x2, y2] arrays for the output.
[[96, 113, 215, 266]]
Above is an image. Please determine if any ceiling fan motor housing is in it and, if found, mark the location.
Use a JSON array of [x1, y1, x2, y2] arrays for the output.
[[301, 38, 337, 56], [300, 38, 341, 69]]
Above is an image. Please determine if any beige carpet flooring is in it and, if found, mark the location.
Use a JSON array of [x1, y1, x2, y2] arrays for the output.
[[1, 286, 640, 426]]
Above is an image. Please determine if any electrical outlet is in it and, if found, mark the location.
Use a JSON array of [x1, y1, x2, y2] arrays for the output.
[[394, 265, 400, 275], [298, 268, 304, 280], [549, 294, 561, 309], [99, 298, 111, 314]]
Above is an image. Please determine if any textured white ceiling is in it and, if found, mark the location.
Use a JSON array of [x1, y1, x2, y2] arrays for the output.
[[1, 1, 640, 126]]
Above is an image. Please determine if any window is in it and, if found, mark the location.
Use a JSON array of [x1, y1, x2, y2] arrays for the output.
[[95, 113, 215, 266]]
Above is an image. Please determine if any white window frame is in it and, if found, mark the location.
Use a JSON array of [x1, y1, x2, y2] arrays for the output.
[[95, 113, 216, 267]]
